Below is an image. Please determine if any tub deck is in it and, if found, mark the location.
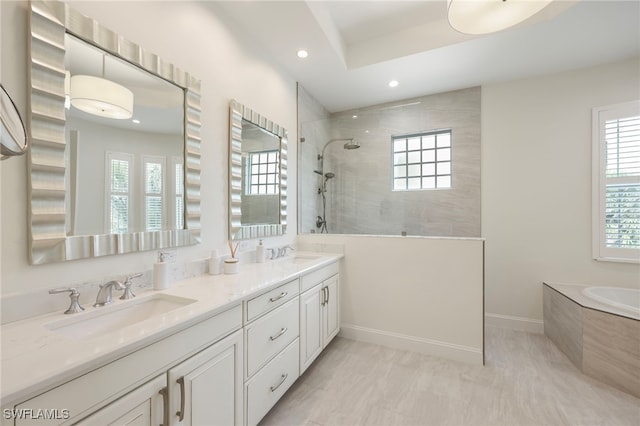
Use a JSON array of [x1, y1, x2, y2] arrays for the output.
[[543, 282, 640, 399]]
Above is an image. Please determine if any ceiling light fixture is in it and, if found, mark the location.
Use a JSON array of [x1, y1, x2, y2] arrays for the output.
[[388, 80, 399, 88], [297, 49, 309, 59], [447, 0, 553, 35], [70, 55, 134, 120]]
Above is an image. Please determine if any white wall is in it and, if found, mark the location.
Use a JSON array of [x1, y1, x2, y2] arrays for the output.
[[1, 2, 297, 304], [299, 234, 485, 364], [482, 57, 640, 330]]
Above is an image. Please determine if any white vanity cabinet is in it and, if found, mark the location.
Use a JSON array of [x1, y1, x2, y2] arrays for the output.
[[74, 375, 165, 426], [3, 256, 343, 426], [299, 263, 340, 374], [11, 305, 242, 426], [243, 280, 300, 426], [76, 329, 243, 426], [167, 329, 243, 426]]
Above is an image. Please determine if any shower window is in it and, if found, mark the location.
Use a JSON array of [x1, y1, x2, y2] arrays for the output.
[[392, 130, 452, 191], [247, 150, 280, 195]]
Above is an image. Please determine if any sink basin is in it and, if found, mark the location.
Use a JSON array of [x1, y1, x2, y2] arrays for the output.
[[285, 254, 322, 264], [45, 294, 196, 340]]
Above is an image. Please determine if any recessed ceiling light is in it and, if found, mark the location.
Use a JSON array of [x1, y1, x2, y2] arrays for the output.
[[297, 49, 309, 59], [352, 115, 358, 119], [132, 119, 140, 124], [388, 80, 399, 88]]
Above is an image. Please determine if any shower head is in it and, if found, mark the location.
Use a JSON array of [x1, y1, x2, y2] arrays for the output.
[[343, 139, 360, 150], [324, 172, 335, 179]]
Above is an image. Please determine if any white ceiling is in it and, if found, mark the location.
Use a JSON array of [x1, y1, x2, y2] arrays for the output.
[[213, 0, 640, 113]]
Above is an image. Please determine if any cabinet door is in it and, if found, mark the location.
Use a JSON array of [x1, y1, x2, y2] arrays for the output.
[[75, 375, 165, 426], [323, 275, 340, 346], [168, 329, 243, 426], [299, 285, 322, 374]]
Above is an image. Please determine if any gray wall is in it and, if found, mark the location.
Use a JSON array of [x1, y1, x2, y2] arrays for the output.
[[299, 86, 481, 237]]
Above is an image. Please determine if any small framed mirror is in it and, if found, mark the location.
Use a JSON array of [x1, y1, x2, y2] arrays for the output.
[[0, 85, 28, 159], [229, 100, 288, 240]]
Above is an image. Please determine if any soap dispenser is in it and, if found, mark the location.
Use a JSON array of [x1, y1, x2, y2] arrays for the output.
[[256, 240, 266, 263], [153, 252, 170, 290]]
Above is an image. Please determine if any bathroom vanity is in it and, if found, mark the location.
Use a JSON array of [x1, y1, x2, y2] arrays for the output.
[[0, 254, 341, 426]]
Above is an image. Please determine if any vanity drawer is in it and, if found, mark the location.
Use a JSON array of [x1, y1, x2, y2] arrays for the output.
[[300, 262, 339, 293], [245, 298, 299, 378], [245, 338, 299, 426], [246, 279, 299, 322]]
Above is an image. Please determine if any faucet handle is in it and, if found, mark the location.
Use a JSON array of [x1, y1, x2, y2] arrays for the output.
[[49, 287, 85, 315], [267, 248, 276, 260], [120, 273, 142, 300]]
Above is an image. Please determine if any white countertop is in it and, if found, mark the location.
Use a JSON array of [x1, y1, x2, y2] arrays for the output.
[[0, 252, 342, 406]]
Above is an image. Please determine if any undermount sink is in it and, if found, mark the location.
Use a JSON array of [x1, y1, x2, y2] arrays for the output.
[[285, 254, 322, 264], [45, 294, 196, 340]]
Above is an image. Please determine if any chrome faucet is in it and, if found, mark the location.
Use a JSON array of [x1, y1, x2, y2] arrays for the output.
[[49, 287, 84, 314], [120, 273, 142, 300], [266, 245, 296, 260], [94, 280, 125, 307], [278, 245, 295, 258]]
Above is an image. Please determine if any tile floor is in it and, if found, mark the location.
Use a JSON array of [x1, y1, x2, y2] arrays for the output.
[[259, 326, 640, 426]]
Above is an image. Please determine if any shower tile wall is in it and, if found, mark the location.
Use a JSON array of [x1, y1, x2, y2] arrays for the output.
[[299, 86, 481, 237]]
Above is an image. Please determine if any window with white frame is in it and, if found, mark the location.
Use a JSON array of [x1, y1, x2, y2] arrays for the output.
[[246, 150, 279, 195], [174, 158, 184, 229], [392, 130, 452, 191], [106, 152, 133, 234], [143, 156, 165, 231], [592, 100, 640, 262]]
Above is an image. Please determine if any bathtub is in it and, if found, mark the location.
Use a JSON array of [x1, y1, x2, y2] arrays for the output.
[[543, 282, 639, 399], [583, 286, 640, 315]]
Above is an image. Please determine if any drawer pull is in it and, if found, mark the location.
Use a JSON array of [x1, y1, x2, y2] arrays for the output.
[[269, 291, 288, 302], [159, 387, 169, 426], [176, 376, 186, 422], [269, 327, 288, 341], [270, 373, 288, 392]]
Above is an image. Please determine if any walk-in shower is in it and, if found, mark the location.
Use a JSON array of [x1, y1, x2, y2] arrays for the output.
[[315, 138, 360, 233]]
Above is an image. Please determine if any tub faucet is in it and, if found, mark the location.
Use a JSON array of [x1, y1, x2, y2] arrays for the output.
[[94, 280, 125, 307]]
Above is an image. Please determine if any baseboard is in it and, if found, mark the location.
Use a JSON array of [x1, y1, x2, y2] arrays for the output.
[[485, 313, 544, 334], [338, 324, 483, 365]]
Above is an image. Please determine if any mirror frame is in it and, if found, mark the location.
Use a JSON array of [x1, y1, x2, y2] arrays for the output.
[[229, 99, 287, 240], [28, 0, 202, 264]]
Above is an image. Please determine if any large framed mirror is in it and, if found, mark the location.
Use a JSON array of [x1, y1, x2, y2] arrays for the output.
[[229, 100, 287, 240], [28, 0, 201, 264]]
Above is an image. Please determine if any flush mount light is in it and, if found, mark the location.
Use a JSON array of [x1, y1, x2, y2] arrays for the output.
[[447, 0, 553, 35], [70, 75, 134, 119], [388, 80, 399, 88], [297, 49, 309, 59]]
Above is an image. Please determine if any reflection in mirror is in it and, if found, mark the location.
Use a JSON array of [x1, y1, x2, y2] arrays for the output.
[[28, 0, 201, 264], [241, 120, 280, 225], [65, 34, 185, 236], [229, 100, 287, 240]]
